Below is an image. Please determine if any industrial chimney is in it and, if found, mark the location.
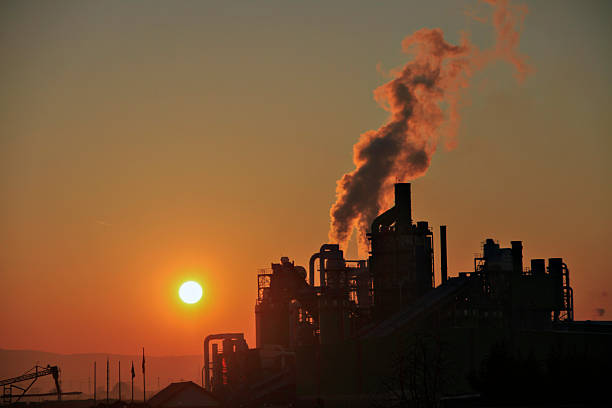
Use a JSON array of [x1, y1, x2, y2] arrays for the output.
[[440, 225, 448, 284], [394, 183, 412, 230]]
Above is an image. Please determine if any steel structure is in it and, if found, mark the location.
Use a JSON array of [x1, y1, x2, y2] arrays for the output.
[[1, 365, 61, 404], [203, 182, 585, 406]]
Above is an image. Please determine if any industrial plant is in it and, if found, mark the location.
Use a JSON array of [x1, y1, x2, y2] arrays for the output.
[[2, 183, 609, 407], [203, 183, 611, 407]]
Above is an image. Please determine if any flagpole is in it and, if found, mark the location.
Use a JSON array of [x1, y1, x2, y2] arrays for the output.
[[118, 360, 121, 401], [106, 357, 109, 404], [131, 361, 134, 403], [142, 348, 146, 403]]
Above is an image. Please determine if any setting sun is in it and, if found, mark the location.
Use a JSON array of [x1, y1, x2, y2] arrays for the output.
[[178, 281, 203, 304]]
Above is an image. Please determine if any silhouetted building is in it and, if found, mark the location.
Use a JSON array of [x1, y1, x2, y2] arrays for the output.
[[204, 183, 611, 407], [147, 382, 220, 408], [369, 183, 434, 320]]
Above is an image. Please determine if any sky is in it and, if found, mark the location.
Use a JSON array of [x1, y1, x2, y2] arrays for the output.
[[1, 0, 610, 356]]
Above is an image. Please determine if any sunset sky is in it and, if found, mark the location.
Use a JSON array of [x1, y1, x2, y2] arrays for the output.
[[1, 0, 610, 356]]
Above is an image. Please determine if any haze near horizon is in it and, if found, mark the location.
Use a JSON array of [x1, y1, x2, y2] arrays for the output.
[[1, 0, 610, 356]]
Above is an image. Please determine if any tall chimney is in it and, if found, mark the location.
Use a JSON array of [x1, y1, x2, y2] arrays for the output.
[[394, 183, 412, 229], [440, 225, 448, 284], [511, 241, 523, 275]]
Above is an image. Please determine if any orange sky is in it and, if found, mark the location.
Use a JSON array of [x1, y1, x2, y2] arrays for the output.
[[1, 0, 611, 356]]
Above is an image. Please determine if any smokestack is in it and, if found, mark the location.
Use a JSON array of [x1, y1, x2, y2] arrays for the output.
[[328, 0, 532, 251], [440, 225, 448, 284], [395, 183, 412, 229], [511, 241, 523, 275]]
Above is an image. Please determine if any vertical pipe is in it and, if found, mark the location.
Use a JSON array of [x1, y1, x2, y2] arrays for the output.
[[142, 348, 146, 402], [562, 263, 574, 321], [212, 343, 219, 390], [440, 225, 448, 284], [549, 258, 563, 322], [204, 338, 210, 391]]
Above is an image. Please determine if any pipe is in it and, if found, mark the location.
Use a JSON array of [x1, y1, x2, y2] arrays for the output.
[[320, 244, 338, 252], [562, 262, 574, 321], [319, 254, 327, 288], [549, 258, 563, 322], [203, 333, 244, 391], [440, 225, 448, 284], [309, 253, 322, 287], [309, 244, 342, 287]]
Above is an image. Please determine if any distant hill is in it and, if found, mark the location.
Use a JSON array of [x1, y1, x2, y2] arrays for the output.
[[0, 349, 202, 399]]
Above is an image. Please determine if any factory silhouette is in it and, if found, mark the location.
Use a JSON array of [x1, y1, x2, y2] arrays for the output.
[[3, 183, 611, 408], [202, 183, 610, 407]]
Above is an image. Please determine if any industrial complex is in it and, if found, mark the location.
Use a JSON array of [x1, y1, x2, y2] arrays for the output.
[[3, 183, 610, 407], [203, 183, 611, 407]]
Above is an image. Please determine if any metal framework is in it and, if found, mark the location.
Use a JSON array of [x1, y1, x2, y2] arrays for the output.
[[257, 268, 272, 305], [1, 366, 61, 405], [560, 262, 574, 321]]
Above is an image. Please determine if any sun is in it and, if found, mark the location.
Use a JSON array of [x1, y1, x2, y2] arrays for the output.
[[179, 281, 203, 304]]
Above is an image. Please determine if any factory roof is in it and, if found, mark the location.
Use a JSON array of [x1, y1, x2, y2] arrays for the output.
[[147, 381, 220, 408]]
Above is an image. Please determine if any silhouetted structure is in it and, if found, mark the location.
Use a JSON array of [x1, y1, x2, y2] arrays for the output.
[[0, 366, 85, 407], [149, 381, 220, 408], [0, 366, 62, 404], [440, 225, 448, 284], [369, 183, 434, 321], [205, 183, 611, 407]]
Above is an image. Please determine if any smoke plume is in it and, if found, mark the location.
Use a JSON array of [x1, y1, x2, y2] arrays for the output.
[[329, 0, 531, 251]]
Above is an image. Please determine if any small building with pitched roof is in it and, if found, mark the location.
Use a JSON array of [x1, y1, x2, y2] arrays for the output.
[[147, 382, 220, 408]]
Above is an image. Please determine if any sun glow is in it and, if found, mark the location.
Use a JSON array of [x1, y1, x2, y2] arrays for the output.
[[179, 281, 203, 304]]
